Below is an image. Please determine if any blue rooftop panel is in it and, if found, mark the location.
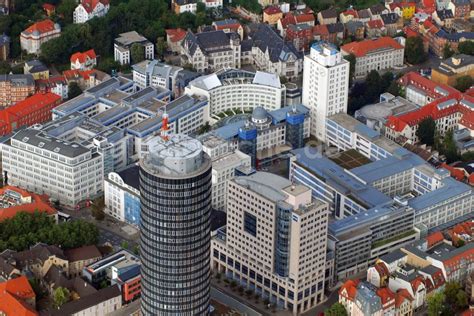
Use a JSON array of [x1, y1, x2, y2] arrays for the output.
[[268, 104, 309, 123], [355, 123, 380, 140]]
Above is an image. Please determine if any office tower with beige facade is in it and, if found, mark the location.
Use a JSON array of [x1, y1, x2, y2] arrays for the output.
[[211, 172, 329, 315]]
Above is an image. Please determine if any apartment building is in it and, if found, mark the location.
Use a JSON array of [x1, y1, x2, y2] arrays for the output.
[[211, 172, 330, 315], [73, 0, 110, 24], [114, 31, 154, 65], [185, 68, 286, 115], [340, 37, 404, 78], [132, 59, 184, 92], [302, 41, 349, 140], [0, 74, 35, 108], [70, 49, 97, 70], [20, 19, 61, 54], [181, 30, 241, 73]]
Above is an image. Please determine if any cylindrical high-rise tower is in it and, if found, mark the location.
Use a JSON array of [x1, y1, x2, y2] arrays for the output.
[[139, 134, 212, 316]]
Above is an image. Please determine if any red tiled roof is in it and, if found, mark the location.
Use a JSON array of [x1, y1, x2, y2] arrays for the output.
[[7, 92, 61, 118], [426, 231, 444, 248], [23, 19, 56, 35], [63, 69, 96, 80], [460, 111, 474, 130], [367, 19, 385, 29], [80, 0, 109, 14], [70, 49, 96, 64], [313, 24, 329, 36], [469, 173, 474, 185], [0, 186, 57, 222], [42, 3, 55, 11], [166, 28, 187, 42], [264, 6, 282, 15], [339, 279, 360, 300], [295, 13, 315, 23], [440, 163, 465, 181], [0, 276, 38, 316], [404, 27, 419, 38], [399, 72, 458, 99], [376, 287, 396, 306], [342, 9, 358, 18], [395, 289, 413, 308], [410, 276, 425, 293], [340, 37, 403, 57]]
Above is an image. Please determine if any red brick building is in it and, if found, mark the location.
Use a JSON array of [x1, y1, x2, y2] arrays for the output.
[[285, 24, 313, 51], [0, 92, 61, 136]]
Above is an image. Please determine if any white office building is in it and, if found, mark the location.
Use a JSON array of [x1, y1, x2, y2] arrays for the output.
[[186, 69, 286, 117], [211, 172, 330, 315], [302, 41, 349, 140], [200, 134, 252, 210], [1, 128, 104, 207], [114, 32, 154, 65]]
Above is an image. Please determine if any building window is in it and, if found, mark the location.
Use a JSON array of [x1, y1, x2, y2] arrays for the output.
[[244, 211, 257, 237]]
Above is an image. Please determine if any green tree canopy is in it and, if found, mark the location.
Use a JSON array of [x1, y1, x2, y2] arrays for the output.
[[0, 61, 12, 74], [405, 36, 427, 65], [53, 287, 70, 308], [454, 75, 473, 93], [458, 41, 474, 55], [427, 292, 445, 316], [443, 43, 455, 59], [325, 302, 348, 316], [68, 82, 82, 100], [416, 117, 436, 146], [130, 43, 145, 64], [344, 53, 356, 83]]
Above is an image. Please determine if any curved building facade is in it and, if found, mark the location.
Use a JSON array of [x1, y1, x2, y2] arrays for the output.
[[139, 134, 212, 316], [185, 69, 286, 116]]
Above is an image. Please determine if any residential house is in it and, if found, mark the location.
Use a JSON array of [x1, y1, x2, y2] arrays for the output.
[[70, 49, 97, 70], [388, 265, 427, 310], [433, 9, 455, 29], [165, 28, 187, 53], [0, 186, 57, 221], [370, 4, 389, 20], [181, 30, 241, 73], [248, 23, 303, 80], [381, 13, 402, 36], [114, 31, 154, 65], [42, 3, 55, 16], [340, 37, 404, 78], [345, 20, 365, 40], [366, 19, 386, 38], [172, 0, 197, 14], [0, 33, 9, 60], [318, 8, 338, 24], [417, 0, 436, 14], [73, 0, 110, 24], [202, 0, 222, 10], [43, 265, 97, 298], [63, 69, 110, 90], [20, 19, 61, 54], [277, 9, 315, 37], [51, 285, 122, 316], [357, 8, 372, 23], [263, 6, 283, 25], [36, 75, 69, 100], [212, 19, 244, 39], [326, 23, 345, 44], [0, 74, 35, 107], [448, 0, 471, 19], [339, 8, 359, 23], [394, 289, 414, 316], [285, 24, 313, 51], [24, 59, 49, 80], [431, 54, 474, 86], [65, 245, 102, 278], [312, 24, 330, 42], [0, 276, 37, 316]]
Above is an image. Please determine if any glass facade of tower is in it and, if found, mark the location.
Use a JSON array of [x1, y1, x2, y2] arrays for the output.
[[139, 158, 212, 316]]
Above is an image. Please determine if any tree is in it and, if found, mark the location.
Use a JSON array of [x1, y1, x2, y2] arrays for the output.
[[405, 36, 427, 65], [325, 302, 348, 316], [130, 43, 145, 63], [444, 282, 462, 308], [416, 117, 436, 146], [0, 61, 11, 74], [68, 82, 82, 100], [196, 2, 206, 13], [156, 37, 167, 59], [91, 197, 105, 221], [456, 290, 468, 310], [427, 292, 445, 316], [441, 130, 459, 163], [443, 43, 455, 59], [53, 287, 70, 308], [458, 41, 474, 55], [121, 240, 129, 249], [454, 75, 473, 92], [133, 245, 139, 255], [56, 0, 79, 24], [97, 57, 121, 75], [387, 80, 403, 97], [344, 53, 356, 83]]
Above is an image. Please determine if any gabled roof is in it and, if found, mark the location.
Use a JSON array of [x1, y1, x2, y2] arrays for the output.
[[380, 13, 399, 25], [263, 6, 282, 15], [327, 22, 344, 34], [319, 8, 338, 19], [70, 49, 96, 64], [341, 36, 403, 57], [367, 19, 385, 29], [395, 289, 413, 307], [339, 279, 360, 300], [341, 9, 358, 18], [80, 0, 109, 14], [376, 287, 396, 307], [65, 245, 102, 262], [313, 24, 329, 36], [0, 276, 37, 316], [249, 24, 302, 63], [42, 3, 55, 11], [436, 9, 454, 20], [165, 28, 187, 43]]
